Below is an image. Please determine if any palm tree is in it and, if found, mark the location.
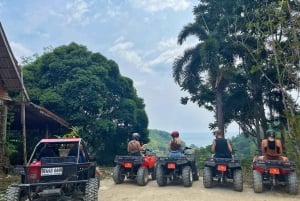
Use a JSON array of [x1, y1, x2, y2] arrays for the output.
[[173, 0, 237, 133]]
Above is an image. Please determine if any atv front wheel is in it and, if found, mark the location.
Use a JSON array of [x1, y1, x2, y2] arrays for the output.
[[137, 167, 149, 186], [203, 167, 213, 188], [182, 166, 193, 187], [233, 169, 243, 192], [287, 171, 298, 195], [4, 185, 21, 201], [113, 165, 125, 184], [252, 170, 263, 193], [84, 178, 99, 201], [156, 165, 167, 186]]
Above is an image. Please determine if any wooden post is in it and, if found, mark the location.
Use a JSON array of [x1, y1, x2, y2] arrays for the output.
[[0, 101, 8, 170], [21, 96, 27, 165]]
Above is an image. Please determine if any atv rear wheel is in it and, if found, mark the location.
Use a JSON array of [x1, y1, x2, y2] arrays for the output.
[[84, 178, 99, 201], [113, 165, 125, 184], [203, 167, 213, 188], [233, 169, 243, 192], [182, 166, 193, 187], [156, 165, 167, 186], [4, 185, 21, 201], [252, 170, 263, 193], [137, 166, 149, 186], [287, 171, 298, 195]]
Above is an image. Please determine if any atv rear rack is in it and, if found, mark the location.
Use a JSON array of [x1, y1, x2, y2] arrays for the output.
[[114, 155, 144, 165], [156, 156, 190, 165]]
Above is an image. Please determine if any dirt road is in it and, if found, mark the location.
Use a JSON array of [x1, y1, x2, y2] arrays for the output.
[[99, 177, 299, 201]]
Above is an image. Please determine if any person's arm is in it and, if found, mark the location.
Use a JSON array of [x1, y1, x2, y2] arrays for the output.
[[227, 140, 233, 153], [275, 139, 283, 155], [261, 139, 267, 155], [211, 140, 216, 153], [127, 141, 131, 152], [137, 141, 143, 151]]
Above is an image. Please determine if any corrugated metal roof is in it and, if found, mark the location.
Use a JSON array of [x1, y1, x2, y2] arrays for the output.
[[0, 22, 70, 131], [0, 22, 29, 100], [9, 101, 70, 130]]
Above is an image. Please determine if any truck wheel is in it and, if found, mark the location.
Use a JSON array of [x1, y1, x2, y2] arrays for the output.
[[253, 170, 263, 193], [4, 185, 21, 201], [156, 165, 167, 186], [233, 169, 243, 192], [203, 167, 213, 188], [137, 166, 149, 186], [84, 178, 99, 201], [182, 166, 193, 187], [287, 171, 298, 195], [113, 165, 125, 184]]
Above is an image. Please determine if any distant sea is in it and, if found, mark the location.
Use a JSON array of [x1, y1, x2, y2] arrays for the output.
[[180, 131, 238, 147]]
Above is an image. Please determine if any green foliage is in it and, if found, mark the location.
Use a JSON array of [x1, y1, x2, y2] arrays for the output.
[[230, 134, 256, 160], [19, 42, 149, 165], [147, 129, 170, 156]]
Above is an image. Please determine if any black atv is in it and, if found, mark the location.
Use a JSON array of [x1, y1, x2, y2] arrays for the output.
[[203, 155, 243, 192], [113, 149, 157, 186], [5, 138, 99, 201], [156, 147, 199, 187], [252, 159, 298, 195]]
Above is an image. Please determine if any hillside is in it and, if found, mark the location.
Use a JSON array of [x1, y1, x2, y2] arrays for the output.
[[147, 129, 170, 156]]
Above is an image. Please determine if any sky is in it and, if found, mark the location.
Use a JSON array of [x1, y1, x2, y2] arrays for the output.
[[0, 0, 238, 135]]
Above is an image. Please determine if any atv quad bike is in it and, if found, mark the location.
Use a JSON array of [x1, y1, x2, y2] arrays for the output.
[[156, 147, 199, 187], [113, 149, 156, 186], [5, 138, 99, 201], [203, 156, 243, 192], [252, 159, 298, 195]]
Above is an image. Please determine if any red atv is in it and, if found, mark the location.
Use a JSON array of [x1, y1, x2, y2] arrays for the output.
[[113, 149, 156, 186], [5, 138, 99, 201], [252, 159, 298, 195]]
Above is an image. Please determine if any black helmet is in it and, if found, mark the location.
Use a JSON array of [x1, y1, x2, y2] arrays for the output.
[[132, 132, 140, 140], [266, 129, 275, 137]]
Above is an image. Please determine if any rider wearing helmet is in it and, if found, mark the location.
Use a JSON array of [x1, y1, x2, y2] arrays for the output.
[[169, 130, 183, 158], [127, 132, 144, 156], [211, 129, 232, 158]]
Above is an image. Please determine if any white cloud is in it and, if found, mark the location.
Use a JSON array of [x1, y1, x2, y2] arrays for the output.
[[129, 0, 191, 12], [109, 36, 198, 74], [65, 0, 90, 25], [109, 37, 153, 73], [10, 41, 33, 62], [149, 37, 198, 67]]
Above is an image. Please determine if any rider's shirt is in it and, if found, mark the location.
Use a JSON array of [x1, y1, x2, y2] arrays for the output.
[[214, 138, 231, 158], [170, 139, 181, 151]]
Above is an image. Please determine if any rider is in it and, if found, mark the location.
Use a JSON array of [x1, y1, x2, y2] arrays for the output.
[[211, 129, 233, 158], [261, 128, 288, 161], [127, 132, 145, 156], [169, 130, 183, 158]]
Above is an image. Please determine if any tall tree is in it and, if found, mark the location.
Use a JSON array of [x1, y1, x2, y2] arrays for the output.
[[173, 0, 238, 133], [234, 0, 300, 162], [22, 42, 149, 164]]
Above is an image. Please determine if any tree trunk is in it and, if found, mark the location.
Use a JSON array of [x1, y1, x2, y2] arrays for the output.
[[216, 88, 224, 134]]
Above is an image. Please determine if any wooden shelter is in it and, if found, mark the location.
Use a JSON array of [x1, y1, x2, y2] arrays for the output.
[[0, 22, 70, 168]]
